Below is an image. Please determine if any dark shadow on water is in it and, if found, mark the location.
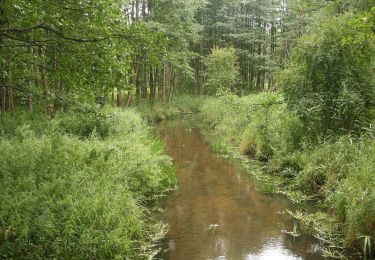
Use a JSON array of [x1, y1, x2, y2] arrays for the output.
[[155, 119, 323, 260]]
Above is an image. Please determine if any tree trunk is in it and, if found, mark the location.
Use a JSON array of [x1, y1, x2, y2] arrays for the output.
[[149, 65, 155, 104], [135, 0, 139, 19], [29, 46, 34, 113], [0, 1, 6, 113], [141, 63, 148, 99], [117, 89, 123, 107], [54, 53, 62, 113], [39, 47, 50, 116], [163, 64, 167, 101], [126, 91, 132, 108], [1, 87, 5, 113], [135, 60, 141, 102], [154, 66, 160, 101], [158, 66, 163, 100], [7, 86, 13, 112]]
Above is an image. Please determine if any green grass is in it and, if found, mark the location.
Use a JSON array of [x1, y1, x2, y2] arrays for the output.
[[0, 106, 176, 259]]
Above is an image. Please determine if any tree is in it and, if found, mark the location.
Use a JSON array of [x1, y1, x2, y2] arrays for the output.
[[279, 13, 375, 135], [204, 47, 239, 94]]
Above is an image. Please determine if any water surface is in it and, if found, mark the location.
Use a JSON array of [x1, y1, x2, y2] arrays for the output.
[[156, 120, 322, 260]]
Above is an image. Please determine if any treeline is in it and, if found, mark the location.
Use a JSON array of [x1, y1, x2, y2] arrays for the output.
[[3, 0, 373, 115]]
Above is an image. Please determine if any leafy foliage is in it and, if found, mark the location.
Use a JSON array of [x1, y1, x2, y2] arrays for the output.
[[279, 14, 375, 136], [204, 47, 239, 94], [0, 108, 176, 259]]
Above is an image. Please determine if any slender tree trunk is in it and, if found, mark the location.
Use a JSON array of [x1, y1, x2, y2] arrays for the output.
[[168, 70, 174, 102], [39, 47, 50, 116], [117, 89, 123, 107], [141, 63, 148, 99], [135, 0, 139, 19], [149, 65, 155, 104], [28, 46, 34, 113], [162, 64, 166, 101], [0, 1, 6, 114], [125, 91, 132, 108], [4, 58, 13, 112], [142, 0, 146, 18], [1, 87, 5, 113], [7, 86, 13, 112], [54, 53, 62, 113], [111, 91, 115, 106], [158, 66, 163, 100], [155, 66, 160, 101], [135, 60, 141, 102]]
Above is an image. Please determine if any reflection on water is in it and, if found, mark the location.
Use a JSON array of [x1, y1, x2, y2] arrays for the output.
[[156, 120, 322, 260]]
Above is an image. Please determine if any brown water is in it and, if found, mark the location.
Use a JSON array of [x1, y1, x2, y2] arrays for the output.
[[156, 120, 323, 260]]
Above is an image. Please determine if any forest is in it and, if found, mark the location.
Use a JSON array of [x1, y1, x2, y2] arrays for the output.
[[0, 0, 375, 259]]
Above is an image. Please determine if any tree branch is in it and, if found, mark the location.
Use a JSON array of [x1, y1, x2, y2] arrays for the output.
[[0, 24, 130, 43]]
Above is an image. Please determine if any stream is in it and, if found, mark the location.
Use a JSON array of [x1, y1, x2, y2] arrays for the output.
[[156, 120, 323, 260]]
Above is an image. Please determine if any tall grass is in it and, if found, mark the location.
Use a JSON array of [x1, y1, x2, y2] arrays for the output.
[[199, 93, 375, 256], [0, 107, 176, 259]]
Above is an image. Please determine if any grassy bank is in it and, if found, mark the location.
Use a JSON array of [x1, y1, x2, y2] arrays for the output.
[[0, 107, 176, 259], [197, 93, 375, 258], [140, 93, 375, 258]]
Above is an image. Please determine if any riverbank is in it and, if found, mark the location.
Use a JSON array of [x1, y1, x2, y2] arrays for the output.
[[140, 94, 375, 259], [155, 119, 323, 259], [0, 107, 176, 259]]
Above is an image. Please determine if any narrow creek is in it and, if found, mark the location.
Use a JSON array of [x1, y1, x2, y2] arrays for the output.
[[156, 120, 323, 260]]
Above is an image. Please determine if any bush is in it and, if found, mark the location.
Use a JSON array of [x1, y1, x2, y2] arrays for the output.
[[0, 109, 176, 259]]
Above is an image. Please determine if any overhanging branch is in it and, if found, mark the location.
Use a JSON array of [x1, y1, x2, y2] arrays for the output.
[[0, 23, 130, 43]]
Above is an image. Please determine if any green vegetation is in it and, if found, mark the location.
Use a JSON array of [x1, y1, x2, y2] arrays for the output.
[[1, 0, 375, 258], [280, 13, 375, 136], [0, 108, 175, 259], [198, 92, 375, 257], [204, 47, 239, 95], [137, 95, 205, 123]]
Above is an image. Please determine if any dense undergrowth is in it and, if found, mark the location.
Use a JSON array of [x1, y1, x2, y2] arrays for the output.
[[197, 93, 375, 258], [137, 95, 206, 123], [0, 107, 176, 259]]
